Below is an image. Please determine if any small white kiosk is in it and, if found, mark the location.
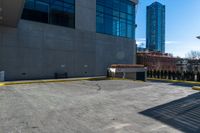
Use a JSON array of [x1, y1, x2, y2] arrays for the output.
[[108, 64, 147, 81]]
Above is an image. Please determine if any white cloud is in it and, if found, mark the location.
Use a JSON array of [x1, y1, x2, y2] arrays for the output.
[[136, 38, 146, 46], [165, 41, 180, 44], [136, 38, 179, 44], [137, 38, 146, 41], [136, 38, 181, 50], [136, 41, 145, 45]]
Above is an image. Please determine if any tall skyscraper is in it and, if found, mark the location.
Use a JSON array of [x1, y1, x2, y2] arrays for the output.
[[146, 2, 165, 53]]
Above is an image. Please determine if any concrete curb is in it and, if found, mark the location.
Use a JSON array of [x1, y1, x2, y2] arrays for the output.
[[0, 76, 107, 86], [148, 78, 200, 85], [0, 77, 144, 86], [148, 78, 200, 91], [192, 86, 200, 91]]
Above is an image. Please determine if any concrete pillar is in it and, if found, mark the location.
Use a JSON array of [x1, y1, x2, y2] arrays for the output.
[[195, 74, 197, 81], [0, 0, 25, 27]]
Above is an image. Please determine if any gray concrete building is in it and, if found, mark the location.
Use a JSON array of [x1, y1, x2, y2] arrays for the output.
[[0, 0, 138, 81]]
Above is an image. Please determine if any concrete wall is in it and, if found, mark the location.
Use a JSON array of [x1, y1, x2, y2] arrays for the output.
[[75, 0, 96, 32], [0, 0, 136, 81], [95, 34, 135, 75], [0, 20, 135, 80]]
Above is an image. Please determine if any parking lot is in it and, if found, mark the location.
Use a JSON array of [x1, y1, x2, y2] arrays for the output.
[[0, 79, 199, 133]]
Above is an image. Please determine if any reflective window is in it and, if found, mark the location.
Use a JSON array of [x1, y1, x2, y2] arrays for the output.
[[96, 0, 136, 39], [22, 0, 75, 28], [146, 2, 165, 52]]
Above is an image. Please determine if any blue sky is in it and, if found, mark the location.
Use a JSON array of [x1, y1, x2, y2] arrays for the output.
[[136, 0, 200, 57]]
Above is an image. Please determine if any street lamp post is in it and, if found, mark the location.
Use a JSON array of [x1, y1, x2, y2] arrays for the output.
[[193, 36, 200, 81]]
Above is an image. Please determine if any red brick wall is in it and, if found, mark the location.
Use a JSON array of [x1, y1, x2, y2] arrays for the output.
[[137, 53, 177, 71]]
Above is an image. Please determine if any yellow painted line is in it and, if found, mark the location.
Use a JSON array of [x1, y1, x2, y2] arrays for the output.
[[148, 78, 200, 85], [0, 77, 107, 86], [192, 86, 200, 91], [0, 83, 5, 86], [0, 76, 144, 87]]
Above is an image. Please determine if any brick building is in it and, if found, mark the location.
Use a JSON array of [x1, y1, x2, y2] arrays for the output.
[[137, 52, 178, 71]]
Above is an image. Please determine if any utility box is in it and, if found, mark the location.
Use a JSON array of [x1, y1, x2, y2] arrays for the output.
[[0, 71, 5, 81]]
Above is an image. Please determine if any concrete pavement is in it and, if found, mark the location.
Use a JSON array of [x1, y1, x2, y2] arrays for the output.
[[0, 80, 199, 133]]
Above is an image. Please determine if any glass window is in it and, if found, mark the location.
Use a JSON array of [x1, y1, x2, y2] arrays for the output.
[[96, 0, 136, 39], [35, 1, 49, 12], [127, 24, 133, 38], [22, 0, 75, 28], [120, 19, 126, 37], [113, 17, 120, 36], [24, 0, 34, 9], [113, 10, 119, 17]]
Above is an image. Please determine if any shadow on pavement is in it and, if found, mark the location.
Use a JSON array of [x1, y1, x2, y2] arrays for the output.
[[148, 80, 200, 88], [169, 82, 195, 88], [140, 92, 200, 133]]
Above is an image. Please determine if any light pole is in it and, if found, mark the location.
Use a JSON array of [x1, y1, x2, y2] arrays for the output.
[[194, 36, 200, 81]]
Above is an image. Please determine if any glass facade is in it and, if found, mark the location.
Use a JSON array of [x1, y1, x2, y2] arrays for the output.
[[96, 0, 136, 39], [22, 0, 75, 28], [146, 2, 165, 53]]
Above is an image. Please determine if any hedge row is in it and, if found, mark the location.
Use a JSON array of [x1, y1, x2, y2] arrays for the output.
[[147, 70, 200, 81]]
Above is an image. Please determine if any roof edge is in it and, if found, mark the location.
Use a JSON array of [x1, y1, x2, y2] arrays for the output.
[[130, 0, 139, 4]]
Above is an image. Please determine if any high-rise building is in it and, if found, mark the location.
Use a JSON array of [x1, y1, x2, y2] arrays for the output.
[[0, 0, 138, 81], [146, 2, 165, 53]]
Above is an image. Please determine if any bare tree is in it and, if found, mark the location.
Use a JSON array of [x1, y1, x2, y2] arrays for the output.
[[185, 50, 200, 59]]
